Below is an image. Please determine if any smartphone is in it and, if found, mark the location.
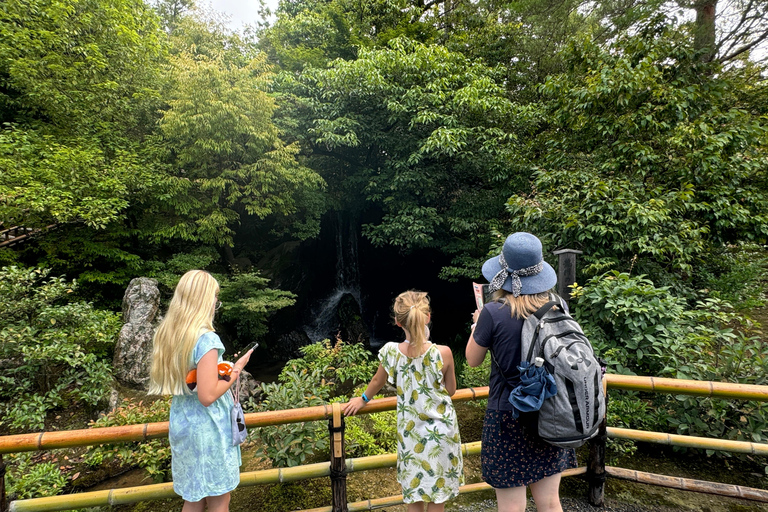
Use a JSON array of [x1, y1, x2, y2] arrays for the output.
[[472, 282, 493, 309], [241, 341, 259, 353]]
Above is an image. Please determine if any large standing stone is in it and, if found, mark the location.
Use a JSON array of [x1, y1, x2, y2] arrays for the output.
[[113, 277, 160, 388]]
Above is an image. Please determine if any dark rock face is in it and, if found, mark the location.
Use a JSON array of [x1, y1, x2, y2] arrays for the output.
[[270, 330, 312, 360], [337, 292, 370, 349], [113, 277, 161, 389]]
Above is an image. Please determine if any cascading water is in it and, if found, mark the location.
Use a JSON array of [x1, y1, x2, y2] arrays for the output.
[[303, 212, 364, 342]]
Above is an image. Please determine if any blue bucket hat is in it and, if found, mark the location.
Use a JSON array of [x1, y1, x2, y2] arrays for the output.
[[482, 232, 557, 297]]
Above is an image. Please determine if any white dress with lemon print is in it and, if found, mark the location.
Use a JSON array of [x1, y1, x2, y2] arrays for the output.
[[379, 341, 464, 504]]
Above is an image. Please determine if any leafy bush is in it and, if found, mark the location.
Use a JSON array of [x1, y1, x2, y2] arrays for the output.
[[456, 351, 491, 409], [334, 389, 397, 458], [83, 397, 173, 482], [572, 271, 768, 461], [0, 266, 121, 432], [5, 453, 69, 499], [149, 250, 297, 350], [253, 339, 378, 467], [698, 244, 767, 311], [295, 338, 379, 391]]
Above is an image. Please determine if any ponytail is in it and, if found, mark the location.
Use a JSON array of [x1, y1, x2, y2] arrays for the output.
[[393, 290, 431, 354]]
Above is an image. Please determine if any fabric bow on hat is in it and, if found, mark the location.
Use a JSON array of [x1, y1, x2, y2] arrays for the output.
[[487, 252, 544, 297]]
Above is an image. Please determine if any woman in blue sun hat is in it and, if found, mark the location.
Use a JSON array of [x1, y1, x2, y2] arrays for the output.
[[465, 232, 576, 512]]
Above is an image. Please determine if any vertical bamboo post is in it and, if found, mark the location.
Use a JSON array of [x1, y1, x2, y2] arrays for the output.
[[328, 403, 348, 512], [1, 453, 7, 512], [552, 249, 583, 304], [588, 382, 609, 506]]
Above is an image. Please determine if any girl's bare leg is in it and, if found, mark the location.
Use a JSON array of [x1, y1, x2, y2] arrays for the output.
[[529, 473, 564, 512], [181, 499, 205, 512], [426, 502, 445, 512], [204, 493, 231, 512], [407, 502, 424, 512], [494, 485, 527, 512]]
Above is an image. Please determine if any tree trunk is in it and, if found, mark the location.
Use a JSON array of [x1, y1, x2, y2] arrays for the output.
[[694, 0, 717, 61]]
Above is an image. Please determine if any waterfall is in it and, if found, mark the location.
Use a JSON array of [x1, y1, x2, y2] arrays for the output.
[[303, 212, 363, 342]]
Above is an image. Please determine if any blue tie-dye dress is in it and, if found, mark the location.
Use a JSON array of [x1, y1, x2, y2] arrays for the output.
[[169, 331, 241, 502]]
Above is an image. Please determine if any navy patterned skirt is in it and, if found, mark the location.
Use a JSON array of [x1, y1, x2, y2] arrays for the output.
[[481, 409, 577, 488]]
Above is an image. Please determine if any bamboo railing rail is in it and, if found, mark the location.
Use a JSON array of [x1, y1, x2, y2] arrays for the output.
[[608, 427, 768, 455], [8, 443, 484, 512], [604, 374, 768, 401], [5, 377, 768, 512], [0, 387, 490, 455], [605, 466, 768, 502]]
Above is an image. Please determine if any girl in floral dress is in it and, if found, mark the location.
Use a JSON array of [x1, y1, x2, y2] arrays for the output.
[[344, 290, 463, 512]]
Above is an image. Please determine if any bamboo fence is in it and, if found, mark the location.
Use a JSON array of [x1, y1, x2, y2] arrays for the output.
[[3, 377, 768, 512]]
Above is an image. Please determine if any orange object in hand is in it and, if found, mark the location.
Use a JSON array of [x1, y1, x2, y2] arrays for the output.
[[186, 362, 234, 390]]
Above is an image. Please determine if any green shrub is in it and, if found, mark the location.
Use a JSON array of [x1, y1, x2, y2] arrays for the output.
[[148, 250, 297, 350], [6, 453, 68, 499], [253, 338, 379, 467], [0, 266, 121, 432], [83, 397, 173, 482], [334, 389, 397, 457], [456, 353, 490, 409], [698, 244, 767, 311], [573, 271, 768, 464]]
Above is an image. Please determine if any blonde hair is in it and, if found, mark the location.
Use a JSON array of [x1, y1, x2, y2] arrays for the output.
[[393, 290, 431, 355], [491, 290, 551, 320], [148, 270, 220, 395]]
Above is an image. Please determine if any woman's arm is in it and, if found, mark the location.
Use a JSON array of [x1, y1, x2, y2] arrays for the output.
[[438, 345, 457, 396], [343, 363, 388, 416], [196, 349, 252, 407], [466, 308, 488, 367], [465, 335, 489, 367]]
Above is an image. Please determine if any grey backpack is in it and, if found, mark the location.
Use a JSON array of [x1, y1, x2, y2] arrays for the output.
[[521, 298, 605, 448]]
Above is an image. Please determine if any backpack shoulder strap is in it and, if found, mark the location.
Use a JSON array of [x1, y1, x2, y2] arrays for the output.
[[489, 348, 516, 391], [533, 300, 560, 320]]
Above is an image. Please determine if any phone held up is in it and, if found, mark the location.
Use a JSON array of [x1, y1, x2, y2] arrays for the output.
[[239, 341, 259, 356], [472, 282, 492, 310]]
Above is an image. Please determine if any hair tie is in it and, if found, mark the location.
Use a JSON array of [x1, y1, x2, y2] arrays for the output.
[[409, 305, 416, 310]]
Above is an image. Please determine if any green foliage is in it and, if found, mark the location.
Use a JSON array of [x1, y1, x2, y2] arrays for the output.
[[84, 397, 173, 482], [573, 271, 768, 460], [603, 394, 655, 462], [255, 365, 331, 467], [697, 244, 768, 311], [152, 21, 325, 247], [150, 254, 297, 347], [0, 0, 164, 131], [456, 353, 491, 410], [5, 453, 68, 499], [0, 128, 140, 230], [333, 388, 397, 457], [506, 25, 768, 284], [274, 37, 535, 275], [217, 272, 297, 346], [0, 266, 120, 432], [253, 339, 378, 467], [295, 338, 379, 390], [457, 354, 491, 390]]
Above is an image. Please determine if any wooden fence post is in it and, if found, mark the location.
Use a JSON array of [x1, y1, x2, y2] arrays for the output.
[[588, 383, 608, 506], [552, 249, 583, 305], [1, 453, 7, 512], [328, 403, 348, 512]]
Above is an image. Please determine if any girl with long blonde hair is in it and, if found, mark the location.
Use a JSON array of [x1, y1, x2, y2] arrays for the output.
[[344, 290, 463, 512], [149, 270, 253, 512]]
